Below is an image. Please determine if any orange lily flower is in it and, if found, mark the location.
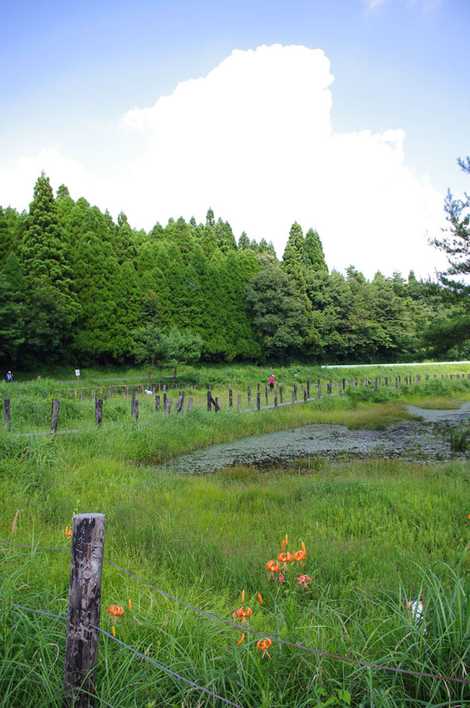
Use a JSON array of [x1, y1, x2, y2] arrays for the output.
[[232, 606, 253, 621], [236, 633, 246, 646], [256, 638, 273, 657], [107, 604, 125, 618], [265, 560, 280, 573]]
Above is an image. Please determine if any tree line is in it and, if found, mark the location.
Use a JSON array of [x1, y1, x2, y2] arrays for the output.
[[0, 171, 468, 369]]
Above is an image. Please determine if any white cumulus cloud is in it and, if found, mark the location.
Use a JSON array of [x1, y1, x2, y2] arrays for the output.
[[0, 44, 444, 276]]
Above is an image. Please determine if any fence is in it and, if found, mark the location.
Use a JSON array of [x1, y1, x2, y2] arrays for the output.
[[2, 371, 470, 434], [2, 514, 469, 707]]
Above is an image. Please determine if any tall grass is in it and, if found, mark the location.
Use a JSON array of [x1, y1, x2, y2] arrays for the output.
[[0, 458, 469, 705]]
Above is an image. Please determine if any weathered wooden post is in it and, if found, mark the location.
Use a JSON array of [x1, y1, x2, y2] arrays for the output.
[[374, 377, 379, 390], [50, 399, 60, 434], [167, 398, 173, 415], [256, 389, 261, 411], [327, 382, 332, 395], [3, 399, 11, 430], [207, 388, 212, 412], [131, 397, 139, 421], [215, 396, 220, 412], [293, 383, 297, 402], [306, 380, 311, 399], [163, 391, 168, 413], [228, 388, 233, 408], [279, 385, 283, 404], [236, 393, 241, 412], [155, 394, 161, 411], [64, 513, 105, 708], [176, 391, 185, 413], [247, 385, 252, 406], [303, 388, 308, 402], [188, 396, 193, 413], [95, 399, 103, 426], [342, 378, 346, 394], [265, 385, 269, 406]]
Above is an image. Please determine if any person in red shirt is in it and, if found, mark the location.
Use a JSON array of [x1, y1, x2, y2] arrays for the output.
[[267, 372, 276, 390]]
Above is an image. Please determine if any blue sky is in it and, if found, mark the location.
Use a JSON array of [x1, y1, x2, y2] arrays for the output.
[[1, 0, 469, 274]]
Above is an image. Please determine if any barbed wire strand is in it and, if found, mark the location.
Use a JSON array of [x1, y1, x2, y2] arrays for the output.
[[11, 603, 240, 708], [95, 625, 241, 707], [108, 561, 470, 687]]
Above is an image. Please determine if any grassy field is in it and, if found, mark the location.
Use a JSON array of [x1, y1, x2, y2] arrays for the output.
[[6, 359, 470, 389], [2, 364, 470, 436], [1, 457, 469, 706], [1, 367, 469, 706]]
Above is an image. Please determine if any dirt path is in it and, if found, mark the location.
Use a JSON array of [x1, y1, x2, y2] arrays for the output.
[[160, 404, 470, 475]]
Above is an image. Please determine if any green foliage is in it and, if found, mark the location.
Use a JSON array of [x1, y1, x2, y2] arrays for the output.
[[0, 443, 469, 705], [0, 174, 464, 368]]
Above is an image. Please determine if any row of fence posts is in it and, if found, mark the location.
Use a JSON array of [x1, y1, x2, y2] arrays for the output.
[[3, 372, 470, 431]]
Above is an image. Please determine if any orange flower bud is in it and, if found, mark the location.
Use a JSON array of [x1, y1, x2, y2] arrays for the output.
[[236, 633, 246, 646], [256, 592, 263, 606], [127, 598, 133, 610], [64, 526, 72, 539]]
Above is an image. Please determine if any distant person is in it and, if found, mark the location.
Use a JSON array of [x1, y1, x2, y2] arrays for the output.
[[4, 370, 14, 382], [75, 368, 81, 379], [267, 372, 276, 390]]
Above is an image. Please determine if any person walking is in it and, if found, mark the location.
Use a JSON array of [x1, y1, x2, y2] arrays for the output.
[[267, 372, 276, 390], [4, 370, 14, 382]]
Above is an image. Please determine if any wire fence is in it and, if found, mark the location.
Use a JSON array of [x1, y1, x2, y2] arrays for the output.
[[4, 370, 470, 436], [2, 539, 469, 694]]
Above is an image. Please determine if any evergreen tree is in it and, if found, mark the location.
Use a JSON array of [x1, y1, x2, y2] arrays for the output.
[[18, 173, 79, 357], [304, 228, 328, 273], [246, 265, 308, 359], [282, 222, 305, 277], [206, 208, 215, 228], [0, 254, 26, 363]]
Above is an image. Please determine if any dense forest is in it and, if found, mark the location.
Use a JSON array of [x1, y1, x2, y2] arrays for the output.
[[0, 173, 468, 368]]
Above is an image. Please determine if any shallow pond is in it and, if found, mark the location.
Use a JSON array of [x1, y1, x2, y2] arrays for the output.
[[161, 404, 470, 475]]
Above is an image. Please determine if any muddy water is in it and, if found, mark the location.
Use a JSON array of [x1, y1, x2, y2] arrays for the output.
[[159, 404, 470, 475]]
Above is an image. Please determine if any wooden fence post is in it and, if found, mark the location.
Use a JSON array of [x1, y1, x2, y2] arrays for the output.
[[256, 389, 261, 411], [293, 383, 297, 402], [131, 397, 139, 421], [236, 393, 241, 412], [176, 391, 185, 413], [327, 382, 332, 395], [247, 385, 252, 405], [279, 385, 283, 404], [265, 385, 269, 406], [50, 399, 60, 434], [207, 388, 212, 412], [228, 388, 233, 408], [188, 396, 193, 413], [274, 390, 278, 407], [95, 399, 103, 426], [167, 398, 173, 415], [342, 378, 346, 394], [3, 399, 11, 430], [303, 388, 308, 402], [215, 396, 220, 412], [306, 380, 311, 398], [64, 513, 105, 708], [155, 394, 161, 411]]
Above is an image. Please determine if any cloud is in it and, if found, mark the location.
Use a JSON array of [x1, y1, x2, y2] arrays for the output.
[[0, 44, 444, 276], [365, 0, 386, 10]]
